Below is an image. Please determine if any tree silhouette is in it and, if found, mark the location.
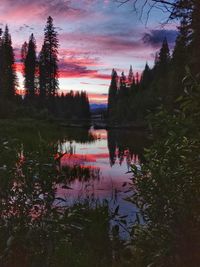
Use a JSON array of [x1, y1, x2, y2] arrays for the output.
[[108, 69, 118, 119], [43, 16, 59, 97], [1, 25, 17, 98], [39, 43, 48, 99], [140, 63, 152, 90], [127, 65, 135, 87], [24, 34, 37, 98], [157, 37, 170, 75], [0, 29, 3, 96]]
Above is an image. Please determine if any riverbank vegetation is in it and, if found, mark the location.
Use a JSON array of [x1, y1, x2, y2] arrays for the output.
[[1, 0, 200, 266], [0, 122, 133, 267], [121, 1, 200, 266]]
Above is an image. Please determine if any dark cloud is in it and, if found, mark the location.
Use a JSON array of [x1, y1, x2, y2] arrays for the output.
[[143, 29, 178, 47], [41, 0, 86, 18], [59, 60, 94, 76], [59, 59, 110, 79], [0, 0, 87, 23], [60, 32, 145, 56]]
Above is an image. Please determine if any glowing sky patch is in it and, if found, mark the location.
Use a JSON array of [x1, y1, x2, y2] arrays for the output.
[[1, 0, 178, 103]]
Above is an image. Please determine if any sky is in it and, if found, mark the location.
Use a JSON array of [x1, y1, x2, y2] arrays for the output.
[[0, 0, 178, 104]]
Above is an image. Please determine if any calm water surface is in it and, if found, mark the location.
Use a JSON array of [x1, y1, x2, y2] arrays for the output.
[[0, 125, 149, 266], [55, 128, 148, 230]]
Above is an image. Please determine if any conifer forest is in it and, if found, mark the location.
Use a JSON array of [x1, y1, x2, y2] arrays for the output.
[[0, 1, 200, 267]]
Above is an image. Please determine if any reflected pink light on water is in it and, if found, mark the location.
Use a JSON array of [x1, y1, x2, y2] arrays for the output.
[[60, 153, 109, 168], [56, 173, 131, 200], [56, 129, 142, 203]]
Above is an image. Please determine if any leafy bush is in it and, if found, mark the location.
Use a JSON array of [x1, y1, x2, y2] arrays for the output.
[[129, 72, 200, 267]]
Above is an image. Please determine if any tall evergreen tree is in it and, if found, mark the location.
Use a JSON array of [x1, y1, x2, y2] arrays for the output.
[[128, 65, 135, 86], [173, 18, 189, 66], [108, 69, 118, 118], [80, 91, 90, 118], [39, 43, 47, 99], [120, 71, 126, 89], [40, 16, 59, 97], [157, 37, 170, 75], [1, 25, 17, 98], [190, 0, 200, 75], [135, 72, 140, 86], [21, 41, 28, 64], [24, 34, 37, 98], [170, 17, 190, 99], [140, 63, 152, 90], [0, 29, 3, 95]]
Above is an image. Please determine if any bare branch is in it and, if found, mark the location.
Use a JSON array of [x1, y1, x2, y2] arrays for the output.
[[115, 0, 193, 24]]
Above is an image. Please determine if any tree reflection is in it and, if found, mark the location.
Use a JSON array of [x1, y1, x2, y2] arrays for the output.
[[0, 133, 122, 267], [107, 129, 148, 167]]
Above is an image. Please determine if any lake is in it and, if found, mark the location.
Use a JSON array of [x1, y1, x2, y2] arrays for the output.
[[0, 122, 199, 267], [0, 123, 149, 267], [55, 128, 148, 235]]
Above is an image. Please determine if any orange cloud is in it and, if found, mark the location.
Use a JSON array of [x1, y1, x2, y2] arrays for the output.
[[88, 93, 107, 103]]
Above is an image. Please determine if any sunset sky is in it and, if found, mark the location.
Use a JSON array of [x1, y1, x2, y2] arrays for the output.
[[0, 0, 178, 104]]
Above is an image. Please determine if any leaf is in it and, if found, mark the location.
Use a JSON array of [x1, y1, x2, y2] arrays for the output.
[[114, 205, 119, 215]]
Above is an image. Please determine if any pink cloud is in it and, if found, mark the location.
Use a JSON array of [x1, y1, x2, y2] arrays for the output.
[[88, 93, 108, 104], [15, 51, 110, 81], [0, 0, 87, 24], [60, 31, 147, 55], [80, 82, 109, 87], [59, 56, 110, 79]]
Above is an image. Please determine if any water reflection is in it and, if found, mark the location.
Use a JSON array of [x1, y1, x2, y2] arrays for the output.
[[55, 129, 147, 204], [0, 125, 148, 266], [107, 129, 144, 167]]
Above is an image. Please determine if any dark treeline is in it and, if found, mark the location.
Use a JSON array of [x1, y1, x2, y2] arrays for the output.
[[107, 1, 200, 123], [0, 16, 90, 120]]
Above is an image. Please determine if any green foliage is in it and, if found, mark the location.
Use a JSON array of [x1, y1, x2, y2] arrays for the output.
[[107, 38, 171, 124], [0, 125, 124, 267], [129, 74, 200, 266], [106, 16, 196, 124]]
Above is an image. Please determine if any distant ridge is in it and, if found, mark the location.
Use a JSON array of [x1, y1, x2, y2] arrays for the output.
[[90, 103, 107, 111]]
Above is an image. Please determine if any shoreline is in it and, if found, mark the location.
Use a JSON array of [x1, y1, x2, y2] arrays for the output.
[[0, 117, 148, 131]]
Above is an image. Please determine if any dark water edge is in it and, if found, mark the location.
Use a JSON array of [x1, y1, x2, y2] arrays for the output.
[[1, 119, 199, 267], [0, 119, 150, 267]]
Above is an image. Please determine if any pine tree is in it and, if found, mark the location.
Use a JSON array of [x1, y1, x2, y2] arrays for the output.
[[0, 29, 3, 96], [1, 25, 17, 98], [42, 16, 59, 97], [173, 18, 189, 65], [108, 69, 118, 118], [140, 63, 152, 90], [190, 0, 200, 75], [39, 43, 47, 99], [120, 71, 126, 89], [80, 91, 90, 118], [24, 34, 37, 98], [135, 72, 139, 85], [21, 42, 28, 64], [128, 65, 135, 87], [157, 37, 171, 75], [170, 17, 190, 99]]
